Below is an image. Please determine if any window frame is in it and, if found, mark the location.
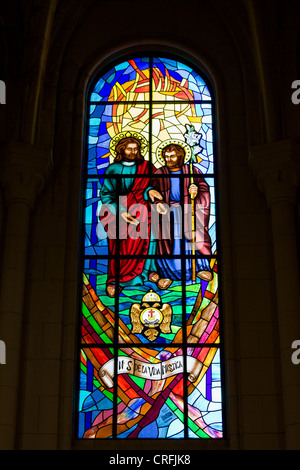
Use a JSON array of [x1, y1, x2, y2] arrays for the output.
[[75, 51, 226, 441]]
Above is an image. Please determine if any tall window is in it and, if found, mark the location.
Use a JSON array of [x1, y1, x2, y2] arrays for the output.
[[76, 55, 224, 439]]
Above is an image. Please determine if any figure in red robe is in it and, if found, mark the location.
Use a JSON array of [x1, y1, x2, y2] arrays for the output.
[[99, 136, 166, 297]]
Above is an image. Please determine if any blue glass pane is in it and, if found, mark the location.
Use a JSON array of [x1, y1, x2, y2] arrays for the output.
[[152, 57, 211, 101], [90, 58, 150, 102]]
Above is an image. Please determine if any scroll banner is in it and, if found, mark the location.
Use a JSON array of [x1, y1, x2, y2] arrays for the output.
[[98, 355, 202, 389]]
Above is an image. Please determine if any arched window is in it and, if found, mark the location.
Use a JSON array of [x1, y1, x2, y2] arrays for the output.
[[76, 54, 224, 439]]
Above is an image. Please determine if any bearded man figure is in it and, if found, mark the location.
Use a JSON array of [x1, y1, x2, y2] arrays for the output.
[[152, 143, 213, 289], [99, 136, 166, 297]]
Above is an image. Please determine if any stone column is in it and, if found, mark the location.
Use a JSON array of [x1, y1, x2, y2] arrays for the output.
[[0, 141, 51, 449], [249, 139, 300, 449]]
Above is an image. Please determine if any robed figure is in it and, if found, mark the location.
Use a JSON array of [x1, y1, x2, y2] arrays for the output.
[[152, 143, 212, 285]]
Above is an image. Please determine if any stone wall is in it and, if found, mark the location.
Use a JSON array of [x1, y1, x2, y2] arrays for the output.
[[0, 0, 300, 450]]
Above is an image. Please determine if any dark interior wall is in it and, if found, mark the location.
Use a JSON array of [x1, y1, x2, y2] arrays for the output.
[[0, 0, 300, 450]]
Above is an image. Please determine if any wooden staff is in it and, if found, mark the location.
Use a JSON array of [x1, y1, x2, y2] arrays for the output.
[[189, 160, 196, 282]]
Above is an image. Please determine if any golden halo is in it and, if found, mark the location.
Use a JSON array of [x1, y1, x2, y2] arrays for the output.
[[155, 139, 192, 166], [109, 131, 148, 158]]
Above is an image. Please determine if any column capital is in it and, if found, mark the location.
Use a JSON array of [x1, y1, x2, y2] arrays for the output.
[[249, 139, 300, 207], [0, 141, 52, 209]]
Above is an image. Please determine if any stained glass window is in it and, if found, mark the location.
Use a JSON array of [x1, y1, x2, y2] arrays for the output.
[[76, 55, 224, 439]]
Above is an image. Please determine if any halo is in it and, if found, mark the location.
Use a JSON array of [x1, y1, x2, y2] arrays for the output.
[[109, 131, 148, 158], [155, 139, 192, 166]]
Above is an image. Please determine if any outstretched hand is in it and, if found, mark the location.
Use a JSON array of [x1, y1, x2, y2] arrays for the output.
[[156, 202, 168, 215], [148, 189, 167, 214], [148, 189, 163, 202], [120, 211, 139, 225]]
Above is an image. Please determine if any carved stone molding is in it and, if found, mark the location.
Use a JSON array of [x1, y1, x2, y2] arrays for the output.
[[249, 139, 300, 207], [249, 139, 300, 449], [0, 141, 52, 209]]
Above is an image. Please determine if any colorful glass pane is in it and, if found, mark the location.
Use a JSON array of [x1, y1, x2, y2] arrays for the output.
[[77, 55, 224, 439], [91, 58, 150, 102], [152, 57, 212, 102], [187, 349, 223, 438]]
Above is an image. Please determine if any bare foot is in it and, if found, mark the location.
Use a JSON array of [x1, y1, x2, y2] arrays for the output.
[[196, 270, 213, 281], [106, 284, 122, 297], [158, 278, 172, 289], [148, 272, 160, 283]]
